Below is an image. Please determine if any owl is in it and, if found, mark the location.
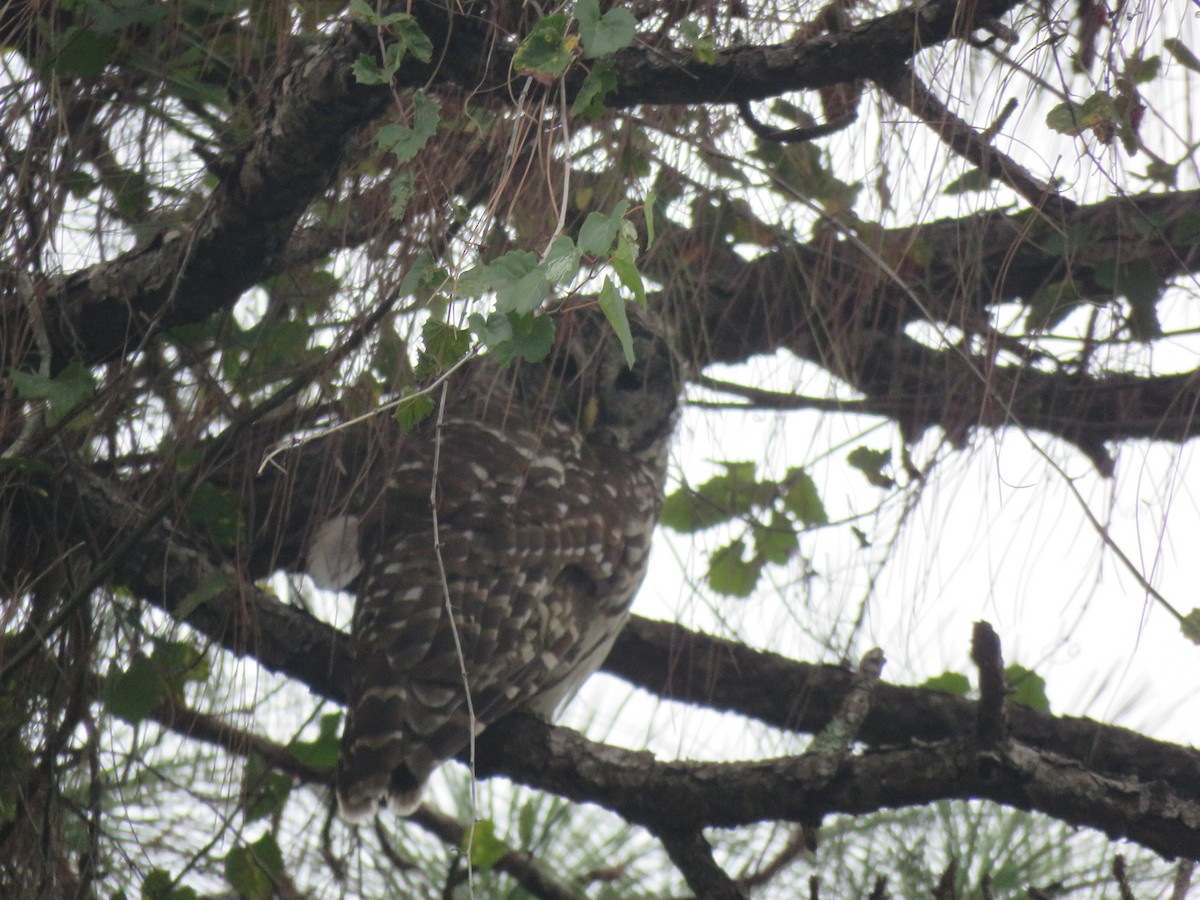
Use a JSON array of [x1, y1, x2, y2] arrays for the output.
[[323, 304, 680, 821]]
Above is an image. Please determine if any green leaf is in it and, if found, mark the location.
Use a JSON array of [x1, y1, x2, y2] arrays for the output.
[[288, 712, 342, 773], [351, 53, 390, 85], [399, 251, 445, 302], [783, 467, 828, 526], [513, 14, 573, 79], [678, 19, 717, 63], [242, 754, 294, 823], [142, 870, 198, 900], [598, 278, 635, 367], [9, 363, 96, 426], [578, 200, 630, 256], [943, 168, 996, 196], [847, 447, 894, 489], [224, 846, 271, 900], [660, 462, 765, 532], [1026, 278, 1087, 332], [1004, 664, 1050, 712], [1123, 52, 1160, 84], [52, 27, 118, 77], [1181, 609, 1200, 645], [610, 254, 645, 305], [184, 483, 244, 548], [491, 252, 550, 315], [463, 818, 507, 870], [504, 313, 556, 364], [643, 189, 657, 245], [250, 833, 284, 878], [1114, 259, 1163, 340], [706, 539, 764, 598], [571, 62, 617, 117], [349, 10, 432, 81], [151, 639, 209, 696], [390, 15, 434, 64], [921, 671, 971, 696], [517, 801, 537, 849], [575, 0, 636, 58], [753, 512, 799, 565], [415, 319, 471, 379], [103, 657, 169, 724], [1045, 92, 1118, 138], [175, 571, 231, 619], [542, 235, 581, 284], [394, 390, 435, 435], [1164, 38, 1200, 74], [376, 91, 441, 164], [389, 173, 413, 218]]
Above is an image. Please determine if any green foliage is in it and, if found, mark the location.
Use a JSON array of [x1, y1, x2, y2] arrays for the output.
[[1092, 259, 1164, 339], [463, 818, 508, 870], [921, 671, 972, 696], [1045, 88, 1144, 153], [103, 656, 168, 724], [662, 463, 824, 597], [575, 0, 636, 58], [572, 62, 617, 117], [1004, 664, 1050, 712], [9, 363, 97, 426], [661, 462, 769, 533], [394, 390, 436, 433], [1182, 609, 1200, 644], [224, 833, 284, 900], [184, 483, 244, 548], [847, 447, 895, 488], [513, 14, 574, 80], [415, 319, 471, 380], [174, 571, 231, 619], [578, 200, 631, 256], [349, 0, 433, 83], [542, 235, 582, 284], [678, 19, 717, 63], [376, 91, 441, 164], [755, 137, 860, 212], [1026, 278, 1088, 332], [1164, 38, 1200, 73], [142, 869, 198, 900], [598, 278, 635, 367], [50, 27, 119, 77], [943, 168, 996, 196], [102, 640, 209, 724], [241, 754, 294, 824], [783, 467, 829, 526], [288, 712, 342, 773]]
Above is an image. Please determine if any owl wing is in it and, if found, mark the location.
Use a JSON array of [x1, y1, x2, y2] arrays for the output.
[[334, 419, 655, 821]]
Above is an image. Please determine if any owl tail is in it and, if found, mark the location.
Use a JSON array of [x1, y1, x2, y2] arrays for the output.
[[335, 745, 426, 822], [335, 690, 432, 821]]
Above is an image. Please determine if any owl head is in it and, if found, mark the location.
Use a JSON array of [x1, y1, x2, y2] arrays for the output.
[[515, 303, 682, 460]]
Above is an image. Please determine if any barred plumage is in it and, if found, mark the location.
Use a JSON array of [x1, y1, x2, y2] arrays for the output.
[[328, 306, 680, 820]]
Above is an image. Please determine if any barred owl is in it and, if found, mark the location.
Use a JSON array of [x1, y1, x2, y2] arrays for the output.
[[326, 305, 680, 821]]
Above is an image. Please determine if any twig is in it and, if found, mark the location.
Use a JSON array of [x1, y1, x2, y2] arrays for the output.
[[737, 100, 856, 143], [876, 66, 1076, 219], [970, 621, 1007, 748]]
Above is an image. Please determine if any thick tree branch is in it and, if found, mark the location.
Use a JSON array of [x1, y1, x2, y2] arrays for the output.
[[472, 714, 1200, 860], [13, 449, 1195, 863], [600, 0, 1025, 107], [32, 0, 1025, 373], [603, 616, 1200, 803]]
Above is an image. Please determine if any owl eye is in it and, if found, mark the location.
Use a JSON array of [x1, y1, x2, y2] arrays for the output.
[[614, 369, 644, 392]]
